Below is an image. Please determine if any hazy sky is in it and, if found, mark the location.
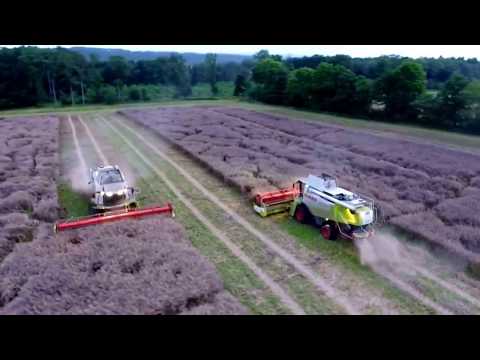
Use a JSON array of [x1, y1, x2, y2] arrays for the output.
[[2, 45, 480, 59]]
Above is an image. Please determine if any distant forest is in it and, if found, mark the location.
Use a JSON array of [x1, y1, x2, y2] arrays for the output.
[[1, 46, 480, 133], [69, 47, 251, 64], [0, 46, 253, 108], [286, 54, 480, 89], [243, 50, 480, 133]]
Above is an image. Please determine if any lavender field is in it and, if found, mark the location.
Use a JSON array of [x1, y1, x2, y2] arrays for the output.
[[121, 106, 480, 264], [0, 217, 246, 315], [0, 116, 61, 263], [0, 115, 246, 315]]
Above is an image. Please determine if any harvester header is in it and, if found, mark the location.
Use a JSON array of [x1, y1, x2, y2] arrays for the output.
[[54, 203, 175, 233], [55, 164, 177, 233]]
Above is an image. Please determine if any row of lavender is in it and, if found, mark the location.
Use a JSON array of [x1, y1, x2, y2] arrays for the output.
[[0, 116, 60, 263], [0, 116, 246, 315], [0, 218, 247, 315], [121, 106, 480, 263]]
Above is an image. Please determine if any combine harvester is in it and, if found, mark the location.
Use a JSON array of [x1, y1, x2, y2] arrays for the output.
[[253, 174, 376, 241], [55, 165, 174, 232]]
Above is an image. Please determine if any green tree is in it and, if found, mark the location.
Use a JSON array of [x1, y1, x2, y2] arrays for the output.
[[457, 80, 480, 131], [286, 67, 315, 107], [102, 56, 131, 85], [310, 63, 371, 114], [462, 80, 480, 105], [375, 61, 426, 118], [128, 85, 141, 101], [205, 53, 218, 95], [253, 50, 270, 62], [352, 76, 373, 114], [233, 74, 248, 96], [99, 85, 117, 104], [251, 58, 288, 104], [411, 92, 438, 126], [436, 74, 469, 127]]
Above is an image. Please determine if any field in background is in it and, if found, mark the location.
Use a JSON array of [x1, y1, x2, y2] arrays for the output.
[[191, 81, 235, 98], [0, 82, 235, 117], [2, 99, 480, 152]]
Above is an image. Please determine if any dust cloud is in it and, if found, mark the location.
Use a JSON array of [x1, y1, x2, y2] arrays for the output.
[[355, 229, 418, 277], [66, 164, 90, 195], [355, 228, 480, 310]]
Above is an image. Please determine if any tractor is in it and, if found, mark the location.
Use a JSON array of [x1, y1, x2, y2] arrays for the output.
[[253, 174, 376, 241]]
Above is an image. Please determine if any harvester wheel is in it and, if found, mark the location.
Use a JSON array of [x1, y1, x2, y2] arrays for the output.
[[88, 205, 98, 215], [320, 223, 338, 241], [128, 202, 138, 210], [294, 204, 310, 224]]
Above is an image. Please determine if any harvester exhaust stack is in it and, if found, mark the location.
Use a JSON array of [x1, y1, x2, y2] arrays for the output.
[[54, 203, 175, 233]]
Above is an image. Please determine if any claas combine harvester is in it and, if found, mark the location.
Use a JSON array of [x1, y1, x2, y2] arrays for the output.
[[253, 174, 377, 241], [54, 165, 174, 232]]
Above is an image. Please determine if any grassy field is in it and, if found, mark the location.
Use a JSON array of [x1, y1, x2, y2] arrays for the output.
[[191, 81, 235, 98], [3, 98, 480, 151], [57, 183, 90, 218], [0, 82, 234, 117]]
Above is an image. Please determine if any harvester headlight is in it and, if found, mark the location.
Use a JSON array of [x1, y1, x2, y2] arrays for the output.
[[117, 190, 126, 196], [105, 191, 113, 197]]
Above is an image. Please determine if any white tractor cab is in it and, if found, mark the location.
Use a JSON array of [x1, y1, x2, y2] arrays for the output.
[[254, 174, 376, 241], [88, 165, 138, 213]]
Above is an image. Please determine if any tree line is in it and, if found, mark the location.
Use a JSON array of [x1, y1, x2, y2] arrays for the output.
[[2, 46, 480, 134], [0, 46, 252, 109], [235, 50, 480, 133], [286, 54, 480, 89]]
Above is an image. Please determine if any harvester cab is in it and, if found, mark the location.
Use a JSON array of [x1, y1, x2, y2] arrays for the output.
[[54, 165, 174, 233], [88, 165, 137, 212], [254, 174, 376, 241]]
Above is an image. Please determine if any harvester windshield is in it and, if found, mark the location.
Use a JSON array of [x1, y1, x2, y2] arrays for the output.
[[331, 193, 358, 201], [100, 169, 123, 185]]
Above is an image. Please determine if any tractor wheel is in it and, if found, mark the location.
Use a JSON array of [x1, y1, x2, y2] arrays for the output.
[[320, 223, 338, 240], [294, 204, 310, 224]]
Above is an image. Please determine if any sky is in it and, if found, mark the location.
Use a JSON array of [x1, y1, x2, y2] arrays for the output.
[[2, 45, 480, 59]]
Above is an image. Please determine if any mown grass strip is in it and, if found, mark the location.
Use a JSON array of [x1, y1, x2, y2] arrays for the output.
[[57, 182, 90, 218], [278, 217, 434, 314]]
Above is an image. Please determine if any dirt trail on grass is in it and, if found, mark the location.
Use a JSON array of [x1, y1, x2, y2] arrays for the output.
[[110, 116, 361, 315], [359, 230, 480, 309], [94, 117, 306, 315], [370, 265, 453, 315], [78, 115, 109, 164], [67, 115, 89, 192], [412, 266, 480, 309], [357, 230, 480, 313], [80, 115, 138, 187]]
